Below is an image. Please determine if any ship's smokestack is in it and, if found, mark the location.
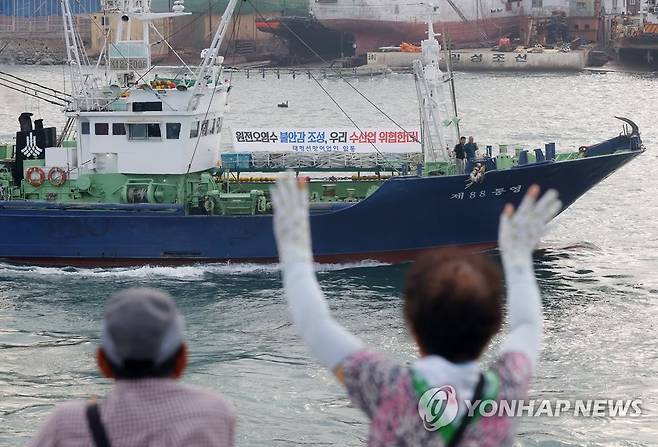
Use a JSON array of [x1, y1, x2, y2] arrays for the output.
[[18, 113, 33, 133]]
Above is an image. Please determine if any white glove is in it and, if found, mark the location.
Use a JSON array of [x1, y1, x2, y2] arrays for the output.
[[270, 171, 313, 265], [498, 185, 562, 271]]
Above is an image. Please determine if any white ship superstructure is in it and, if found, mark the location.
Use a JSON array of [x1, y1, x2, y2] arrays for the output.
[[59, 0, 237, 176]]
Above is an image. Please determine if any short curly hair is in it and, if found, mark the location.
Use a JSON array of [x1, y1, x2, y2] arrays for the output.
[[404, 248, 503, 363]]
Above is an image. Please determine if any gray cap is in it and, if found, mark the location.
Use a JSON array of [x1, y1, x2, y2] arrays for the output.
[[100, 288, 185, 367]]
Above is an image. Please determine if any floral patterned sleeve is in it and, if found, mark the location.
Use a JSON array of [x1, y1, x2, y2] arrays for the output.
[[342, 349, 406, 419], [491, 351, 533, 401]]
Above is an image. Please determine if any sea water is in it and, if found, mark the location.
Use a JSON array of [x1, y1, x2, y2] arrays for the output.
[[0, 67, 656, 446]]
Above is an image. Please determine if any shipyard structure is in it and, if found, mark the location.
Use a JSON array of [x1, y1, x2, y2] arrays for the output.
[[0, 0, 101, 64], [607, 0, 658, 65], [0, 0, 308, 64], [307, 0, 613, 52], [0, 0, 654, 66]]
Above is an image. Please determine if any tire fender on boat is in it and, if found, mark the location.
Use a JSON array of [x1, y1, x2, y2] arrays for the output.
[[469, 164, 486, 184]]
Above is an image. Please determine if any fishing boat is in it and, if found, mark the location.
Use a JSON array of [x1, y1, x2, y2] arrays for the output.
[[0, 1, 644, 266]]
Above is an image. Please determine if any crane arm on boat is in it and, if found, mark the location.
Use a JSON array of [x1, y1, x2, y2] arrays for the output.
[[188, 0, 241, 110]]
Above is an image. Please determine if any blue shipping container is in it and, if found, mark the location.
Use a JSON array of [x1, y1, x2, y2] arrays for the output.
[[221, 153, 252, 170]]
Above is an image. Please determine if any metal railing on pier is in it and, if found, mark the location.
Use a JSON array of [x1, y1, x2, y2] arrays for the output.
[[226, 66, 396, 80]]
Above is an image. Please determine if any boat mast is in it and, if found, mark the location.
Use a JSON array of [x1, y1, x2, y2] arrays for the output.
[[61, 0, 95, 110], [413, 3, 460, 164], [187, 0, 240, 110]]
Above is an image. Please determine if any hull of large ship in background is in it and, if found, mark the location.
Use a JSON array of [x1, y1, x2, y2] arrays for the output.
[[319, 16, 523, 53], [310, 0, 527, 53], [255, 16, 356, 59]]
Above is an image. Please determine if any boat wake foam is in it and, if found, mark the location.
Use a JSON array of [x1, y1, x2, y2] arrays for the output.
[[0, 260, 391, 280]]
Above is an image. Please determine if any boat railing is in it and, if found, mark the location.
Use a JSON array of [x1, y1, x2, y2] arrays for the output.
[[222, 151, 424, 173], [555, 152, 582, 162], [0, 201, 185, 213]]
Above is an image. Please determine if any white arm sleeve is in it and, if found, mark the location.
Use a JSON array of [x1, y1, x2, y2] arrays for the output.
[[282, 262, 364, 371], [500, 264, 543, 370]]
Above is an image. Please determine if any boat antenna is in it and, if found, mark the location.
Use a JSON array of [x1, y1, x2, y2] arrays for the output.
[[442, 27, 460, 137], [412, 2, 460, 163]]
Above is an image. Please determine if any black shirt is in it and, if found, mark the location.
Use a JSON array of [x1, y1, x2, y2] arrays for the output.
[[454, 143, 466, 160]]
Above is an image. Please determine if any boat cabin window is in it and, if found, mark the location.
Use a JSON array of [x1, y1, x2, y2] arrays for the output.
[[112, 123, 126, 135], [190, 121, 199, 138], [166, 123, 181, 139], [148, 123, 161, 138], [132, 101, 163, 112], [128, 123, 161, 140], [201, 120, 209, 137], [95, 123, 109, 135], [215, 118, 222, 132], [208, 119, 216, 135], [81, 122, 90, 135]]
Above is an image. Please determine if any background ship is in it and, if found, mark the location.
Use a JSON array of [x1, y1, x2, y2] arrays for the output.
[[0, 0, 605, 64], [255, 15, 356, 60], [310, 0, 525, 53], [609, 0, 658, 65], [296, 0, 603, 56]]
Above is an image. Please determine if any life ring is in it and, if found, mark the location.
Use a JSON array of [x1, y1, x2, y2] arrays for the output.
[[25, 167, 46, 188], [48, 167, 67, 187]]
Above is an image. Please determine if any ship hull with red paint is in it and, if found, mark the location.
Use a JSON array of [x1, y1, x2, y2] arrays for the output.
[[317, 16, 523, 54]]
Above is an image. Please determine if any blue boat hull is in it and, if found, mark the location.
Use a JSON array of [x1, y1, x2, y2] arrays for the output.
[[0, 150, 642, 266]]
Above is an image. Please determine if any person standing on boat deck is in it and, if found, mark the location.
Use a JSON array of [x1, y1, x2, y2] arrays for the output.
[[464, 136, 479, 162], [271, 172, 561, 447], [29, 288, 236, 447], [453, 136, 467, 174]]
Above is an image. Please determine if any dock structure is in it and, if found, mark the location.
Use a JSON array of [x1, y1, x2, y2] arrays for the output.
[[229, 66, 393, 79], [366, 48, 592, 71]]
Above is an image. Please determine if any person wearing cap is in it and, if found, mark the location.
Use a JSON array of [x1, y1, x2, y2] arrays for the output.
[[29, 288, 235, 447]]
